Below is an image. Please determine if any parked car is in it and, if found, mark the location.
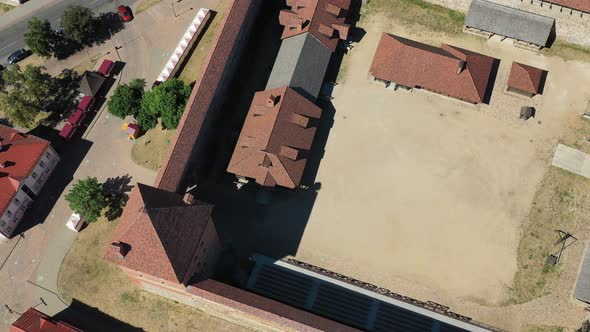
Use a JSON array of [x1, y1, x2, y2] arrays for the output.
[[7, 49, 28, 64], [118, 5, 133, 22]]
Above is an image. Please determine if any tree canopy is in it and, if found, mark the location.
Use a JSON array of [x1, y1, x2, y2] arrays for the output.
[[0, 65, 80, 128], [141, 79, 191, 130], [65, 177, 106, 223], [60, 6, 96, 45], [24, 18, 56, 58], [107, 79, 145, 119]]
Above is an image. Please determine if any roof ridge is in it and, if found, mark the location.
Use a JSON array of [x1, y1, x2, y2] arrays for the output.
[[462, 55, 484, 103], [521, 63, 538, 92]]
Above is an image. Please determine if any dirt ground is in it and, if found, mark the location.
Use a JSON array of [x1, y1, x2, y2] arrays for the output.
[[289, 13, 590, 331]]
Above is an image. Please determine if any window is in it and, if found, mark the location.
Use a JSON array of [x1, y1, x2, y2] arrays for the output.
[[0, 221, 5, 227], [14, 198, 19, 206], [7, 226, 12, 232], [36, 179, 42, 185], [203, 247, 207, 254], [6, 210, 11, 216], [45, 168, 50, 174], [31, 172, 37, 179], [39, 161, 44, 168]]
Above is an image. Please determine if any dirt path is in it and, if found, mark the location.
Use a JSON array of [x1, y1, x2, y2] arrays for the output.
[[293, 14, 590, 331]]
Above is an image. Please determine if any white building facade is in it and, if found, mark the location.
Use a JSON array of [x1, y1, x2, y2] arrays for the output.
[[0, 145, 60, 238]]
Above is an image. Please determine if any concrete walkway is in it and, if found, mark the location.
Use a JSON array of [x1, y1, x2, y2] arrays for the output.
[[0, 0, 219, 329]]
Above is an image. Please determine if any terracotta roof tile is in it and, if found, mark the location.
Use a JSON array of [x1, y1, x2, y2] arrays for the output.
[[369, 33, 495, 104], [227, 87, 322, 189], [544, 0, 590, 13], [280, 0, 352, 52], [10, 308, 81, 332], [507, 62, 546, 95], [105, 184, 213, 283], [154, 0, 259, 193], [0, 125, 50, 217]]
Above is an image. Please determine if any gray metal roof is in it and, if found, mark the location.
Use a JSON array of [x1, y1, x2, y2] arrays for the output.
[[575, 243, 590, 303], [465, 0, 555, 46], [266, 32, 332, 101], [247, 255, 493, 331]]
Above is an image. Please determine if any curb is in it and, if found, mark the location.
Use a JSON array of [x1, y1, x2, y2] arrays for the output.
[[0, 0, 60, 31]]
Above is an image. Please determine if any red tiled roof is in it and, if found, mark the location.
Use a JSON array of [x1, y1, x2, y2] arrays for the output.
[[0, 125, 49, 217], [507, 62, 545, 95], [67, 110, 86, 126], [77, 96, 94, 111], [188, 279, 359, 332], [227, 87, 321, 189], [369, 33, 495, 104], [544, 0, 590, 13], [10, 308, 81, 332], [279, 0, 351, 52], [104, 183, 213, 283], [154, 0, 257, 193], [59, 123, 76, 140]]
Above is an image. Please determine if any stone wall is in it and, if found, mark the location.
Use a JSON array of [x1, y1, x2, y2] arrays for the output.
[[423, 0, 590, 46]]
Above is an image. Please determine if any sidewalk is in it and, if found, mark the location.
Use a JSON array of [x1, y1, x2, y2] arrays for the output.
[[0, 0, 219, 329]]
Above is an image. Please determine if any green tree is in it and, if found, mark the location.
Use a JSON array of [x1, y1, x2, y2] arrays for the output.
[[0, 65, 57, 128], [24, 18, 56, 57], [107, 79, 145, 119], [60, 6, 96, 45], [140, 79, 191, 130], [65, 177, 106, 223]]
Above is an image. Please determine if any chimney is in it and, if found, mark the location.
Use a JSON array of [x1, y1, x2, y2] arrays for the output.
[[280, 145, 299, 160], [183, 193, 195, 205], [456, 61, 465, 74], [266, 94, 280, 107], [326, 3, 344, 17], [109, 242, 130, 258], [291, 113, 310, 128], [0, 161, 5, 168], [332, 23, 350, 40], [318, 24, 335, 38]]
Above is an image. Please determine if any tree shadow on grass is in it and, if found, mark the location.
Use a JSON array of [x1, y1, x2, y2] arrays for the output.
[[102, 174, 133, 221], [43, 69, 82, 128]]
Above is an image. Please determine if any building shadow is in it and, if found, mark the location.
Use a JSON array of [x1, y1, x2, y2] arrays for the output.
[[15, 126, 93, 235], [538, 70, 549, 95], [483, 58, 501, 105], [53, 299, 143, 332]]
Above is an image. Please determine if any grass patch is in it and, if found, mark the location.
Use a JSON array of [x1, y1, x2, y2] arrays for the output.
[[524, 325, 565, 332], [177, 0, 230, 84], [135, 0, 161, 14], [542, 40, 590, 62], [360, 0, 465, 35], [508, 167, 590, 304], [58, 218, 250, 331], [0, 3, 14, 15], [72, 58, 98, 75], [131, 123, 175, 171]]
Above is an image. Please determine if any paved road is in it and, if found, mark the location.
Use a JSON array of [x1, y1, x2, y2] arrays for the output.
[[0, 0, 137, 64]]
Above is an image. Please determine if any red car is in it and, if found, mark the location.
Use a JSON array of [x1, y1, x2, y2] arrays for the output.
[[118, 5, 133, 22]]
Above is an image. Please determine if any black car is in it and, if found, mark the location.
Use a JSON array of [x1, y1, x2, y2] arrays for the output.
[[7, 49, 28, 65]]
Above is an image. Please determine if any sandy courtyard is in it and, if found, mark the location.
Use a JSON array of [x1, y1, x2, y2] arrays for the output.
[[292, 26, 590, 307]]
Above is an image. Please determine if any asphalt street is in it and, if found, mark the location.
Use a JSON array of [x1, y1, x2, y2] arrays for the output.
[[0, 0, 137, 64]]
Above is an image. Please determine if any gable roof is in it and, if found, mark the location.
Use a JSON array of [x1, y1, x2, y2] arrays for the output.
[[104, 183, 213, 283], [279, 0, 351, 52], [227, 86, 322, 189], [0, 125, 50, 217], [266, 32, 333, 101], [78, 71, 105, 97], [465, 0, 555, 47], [507, 62, 545, 95], [10, 308, 81, 332], [369, 33, 495, 104], [544, 0, 590, 13], [154, 0, 258, 193]]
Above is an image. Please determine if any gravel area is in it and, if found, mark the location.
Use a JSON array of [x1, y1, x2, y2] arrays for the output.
[[424, 0, 590, 46]]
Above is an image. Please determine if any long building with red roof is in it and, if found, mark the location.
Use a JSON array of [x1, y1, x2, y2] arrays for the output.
[[10, 308, 81, 332], [369, 33, 496, 104], [0, 125, 60, 238]]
